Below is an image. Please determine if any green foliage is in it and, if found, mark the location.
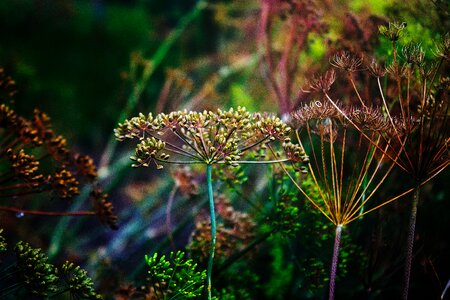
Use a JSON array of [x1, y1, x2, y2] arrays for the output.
[[265, 236, 294, 300], [213, 260, 258, 300], [145, 250, 206, 299], [0, 229, 6, 252], [60, 261, 102, 300], [14, 241, 58, 296], [269, 171, 302, 237], [1, 240, 102, 299], [273, 195, 301, 236]]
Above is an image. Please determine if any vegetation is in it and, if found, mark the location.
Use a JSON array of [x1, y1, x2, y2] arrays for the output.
[[0, 0, 448, 299]]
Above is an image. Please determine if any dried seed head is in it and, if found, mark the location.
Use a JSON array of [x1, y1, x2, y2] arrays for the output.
[[50, 169, 80, 199], [290, 100, 344, 129], [7, 149, 44, 186], [379, 21, 407, 42], [348, 106, 392, 133], [402, 42, 425, 66], [367, 58, 386, 77], [73, 154, 98, 181], [436, 34, 450, 61], [91, 188, 118, 230], [330, 51, 364, 73], [308, 70, 336, 93]]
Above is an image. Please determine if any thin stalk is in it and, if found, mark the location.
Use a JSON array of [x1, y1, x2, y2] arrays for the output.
[[206, 164, 216, 300], [0, 206, 95, 216], [348, 75, 366, 108], [329, 224, 342, 300], [98, 1, 207, 174], [402, 185, 420, 300]]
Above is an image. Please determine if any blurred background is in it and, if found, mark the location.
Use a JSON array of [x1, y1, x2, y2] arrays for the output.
[[0, 0, 449, 299]]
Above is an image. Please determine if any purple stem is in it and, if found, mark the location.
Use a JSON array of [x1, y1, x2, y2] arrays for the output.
[[329, 224, 342, 300], [402, 185, 420, 300]]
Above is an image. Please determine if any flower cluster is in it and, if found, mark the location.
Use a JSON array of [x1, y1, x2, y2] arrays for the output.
[[14, 241, 59, 296], [60, 262, 102, 299], [115, 107, 308, 168], [145, 251, 206, 299], [91, 188, 118, 230], [7, 241, 102, 298], [0, 70, 117, 229]]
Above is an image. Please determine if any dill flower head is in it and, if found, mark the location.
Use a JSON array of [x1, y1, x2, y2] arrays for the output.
[[378, 21, 407, 42], [330, 51, 364, 73], [115, 107, 308, 168], [308, 70, 336, 93], [14, 241, 58, 296]]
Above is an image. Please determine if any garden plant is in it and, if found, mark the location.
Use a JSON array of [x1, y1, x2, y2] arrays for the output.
[[0, 0, 448, 299]]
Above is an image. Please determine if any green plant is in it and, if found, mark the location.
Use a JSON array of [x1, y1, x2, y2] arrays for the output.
[[0, 229, 6, 252], [58, 262, 102, 299], [0, 239, 101, 299], [115, 107, 308, 299], [145, 250, 206, 299]]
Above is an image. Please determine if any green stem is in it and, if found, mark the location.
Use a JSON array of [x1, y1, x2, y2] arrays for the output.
[[98, 1, 207, 176], [206, 164, 216, 300], [329, 225, 342, 300], [402, 185, 420, 300]]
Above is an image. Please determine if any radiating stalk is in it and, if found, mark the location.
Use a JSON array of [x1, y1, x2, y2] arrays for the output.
[[206, 164, 216, 300], [329, 225, 342, 300], [402, 185, 420, 300]]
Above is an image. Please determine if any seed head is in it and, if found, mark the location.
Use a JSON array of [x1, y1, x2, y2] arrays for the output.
[[379, 21, 407, 42], [402, 42, 425, 66], [330, 51, 364, 73], [116, 107, 303, 168], [308, 70, 336, 93]]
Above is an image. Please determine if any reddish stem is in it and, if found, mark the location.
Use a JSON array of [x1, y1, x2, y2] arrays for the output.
[[0, 206, 95, 216]]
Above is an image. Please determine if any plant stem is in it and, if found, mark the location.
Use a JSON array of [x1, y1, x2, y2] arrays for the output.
[[98, 1, 207, 176], [402, 185, 420, 300], [206, 164, 216, 300], [0, 206, 95, 216], [329, 224, 342, 300]]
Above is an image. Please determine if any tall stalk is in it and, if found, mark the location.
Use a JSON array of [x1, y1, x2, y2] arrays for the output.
[[402, 185, 420, 300], [206, 164, 216, 300], [329, 225, 342, 300]]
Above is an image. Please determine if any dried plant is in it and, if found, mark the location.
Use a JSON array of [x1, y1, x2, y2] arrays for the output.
[[115, 107, 308, 299], [288, 100, 407, 299], [0, 74, 117, 230], [307, 25, 449, 298], [258, 0, 325, 116]]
